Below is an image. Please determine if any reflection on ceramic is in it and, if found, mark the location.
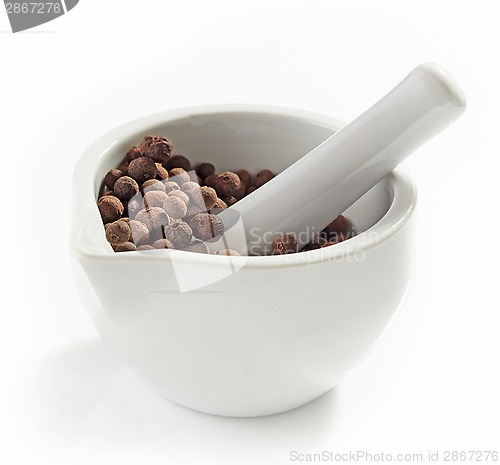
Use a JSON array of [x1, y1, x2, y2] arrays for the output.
[[71, 105, 416, 417]]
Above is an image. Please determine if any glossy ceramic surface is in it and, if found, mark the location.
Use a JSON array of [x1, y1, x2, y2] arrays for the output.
[[71, 105, 416, 417]]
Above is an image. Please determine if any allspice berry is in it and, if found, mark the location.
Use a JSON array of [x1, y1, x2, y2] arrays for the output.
[[236, 169, 252, 189], [152, 238, 175, 249], [182, 181, 216, 210], [138, 135, 173, 164], [126, 197, 142, 219], [301, 242, 322, 252], [185, 203, 205, 219], [200, 186, 217, 210], [209, 198, 228, 215], [323, 232, 346, 246], [101, 190, 117, 197], [255, 169, 275, 188], [323, 215, 349, 238], [98, 132, 356, 258], [118, 162, 129, 175], [129, 220, 149, 246], [214, 249, 240, 256], [137, 245, 155, 251], [143, 190, 168, 209], [117, 217, 130, 226], [114, 176, 139, 201], [105, 220, 131, 245], [189, 213, 224, 242], [204, 174, 218, 189], [165, 155, 192, 172], [215, 171, 242, 197], [168, 168, 191, 185], [126, 147, 141, 161], [196, 163, 215, 179], [163, 220, 193, 248], [181, 180, 202, 198], [184, 240, 209, 254], [163, 196, 188, 219], [163, 181, 180, 193], [156, 163, 169, 181], [128, 157, 157, 184], [301, 233, 327, 252], [221, 195, 237, 207], [104, 169, 123, 190], [271, 234, 297, 255], [233, 182, 246, 200], [98, 195, 124, 224], [114, 242, 137, 252], [168, 190, 189, 206], [142, 179, 166, 193], [135, 207, 170, 231]]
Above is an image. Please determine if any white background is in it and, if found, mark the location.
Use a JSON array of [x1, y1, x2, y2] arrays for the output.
[[1, 1, 499, 464]]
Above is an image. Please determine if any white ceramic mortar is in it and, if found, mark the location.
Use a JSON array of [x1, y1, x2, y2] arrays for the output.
[[71, 105, 416, 417]]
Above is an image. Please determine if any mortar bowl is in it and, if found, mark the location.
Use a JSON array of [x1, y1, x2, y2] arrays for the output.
[[71, 105, 416, 417]]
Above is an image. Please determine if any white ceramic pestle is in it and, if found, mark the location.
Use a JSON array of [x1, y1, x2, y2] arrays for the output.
[[214, 63, 466, 256]]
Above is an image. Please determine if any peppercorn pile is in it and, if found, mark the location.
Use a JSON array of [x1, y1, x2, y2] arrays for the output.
[[97, 134, 355, 255]]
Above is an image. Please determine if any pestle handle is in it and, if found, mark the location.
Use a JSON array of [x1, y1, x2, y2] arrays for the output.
[[217, 63, 466, 256]]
